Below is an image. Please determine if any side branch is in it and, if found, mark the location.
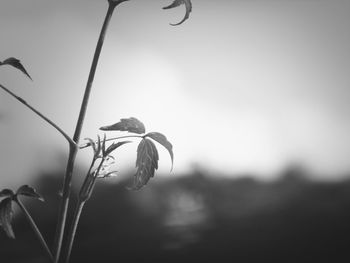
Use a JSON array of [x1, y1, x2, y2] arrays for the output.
[[14, 196, 54, 262], [79, 134, 142, 149], [0, 83, 75, 146]]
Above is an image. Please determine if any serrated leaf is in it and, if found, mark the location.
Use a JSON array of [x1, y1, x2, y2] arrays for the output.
[[16, 185, 44, 202], [163, 0, 192, 26], [130, 138, 159, 190], [0, 57, 32, 80], [145, 132, 174, 170], [0, 189, 15, 198], [105, 141, 132, 156], [100, 117, 145, 134], [0, 198, 15, 239]]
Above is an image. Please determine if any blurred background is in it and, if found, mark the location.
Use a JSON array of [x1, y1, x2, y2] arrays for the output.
[[1, 0, 350, 262]]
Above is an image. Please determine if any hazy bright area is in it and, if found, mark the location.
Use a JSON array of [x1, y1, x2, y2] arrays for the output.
[[1, 0, 350, 186]]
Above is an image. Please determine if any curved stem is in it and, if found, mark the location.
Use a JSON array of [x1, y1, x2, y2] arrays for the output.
[[0, 83, 75, 146], [14, 196, 54, 262], [80, 134, 143, 149], [53, 3, 118, 262]]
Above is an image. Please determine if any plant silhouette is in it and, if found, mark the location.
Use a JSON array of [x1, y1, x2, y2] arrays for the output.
[[0, 1, 192, 262]]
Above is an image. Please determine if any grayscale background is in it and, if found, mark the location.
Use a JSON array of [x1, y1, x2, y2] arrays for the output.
[[1, 1, 350, 262]]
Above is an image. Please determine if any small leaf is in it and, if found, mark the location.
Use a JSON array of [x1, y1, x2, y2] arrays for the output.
[[97, 156, 116, 178], [145, 132, 174, 170], [98, 171, 118, 179], [0, 57, 32, 80], [0, 189, 15, 198], [105, 141, 132, 156], [0, 198, 15, 239], [84, 138, 98, 157], [100, 117, 145, 134], [163, 0, 192, 26], [130, 138, 159, 190], [16, 185, 44, 202], [109, 0, 129, 5]]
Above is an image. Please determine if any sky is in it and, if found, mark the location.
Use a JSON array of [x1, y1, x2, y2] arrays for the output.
[[1, 0, 350, 186]]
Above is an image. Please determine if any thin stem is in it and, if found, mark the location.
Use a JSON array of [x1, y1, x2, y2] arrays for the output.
[[0, 83, 75, 146], [77, 157, 98, 202], [53, 144, 76, 263], [80, 134, 143, 149], [14, 196, 54, 262], [53, 3, 118, 263], [63, 159, 104, 263], [63, 201, 85, 263]]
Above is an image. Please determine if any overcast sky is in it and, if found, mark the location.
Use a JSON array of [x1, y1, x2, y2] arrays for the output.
[[1, 0, 350, 186]]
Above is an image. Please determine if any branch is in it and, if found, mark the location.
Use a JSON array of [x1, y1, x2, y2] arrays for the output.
[[79, 134, 142, 149], [63, 158, 104, 263], [0, 83, 75, 146], [14, 196, 54, 262]]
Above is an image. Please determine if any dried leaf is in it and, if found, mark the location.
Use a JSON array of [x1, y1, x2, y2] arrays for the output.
[[100, 117, 145, 134], [130, 138, 159, 190], [163, 0, 192, 25], [16, 185, 44, 202], [145, 132, 174, 170], [0, 57, 32, 80], [105, 141, 132, 156], [0, 198, 15, 239], [0, 189, 14, 198]]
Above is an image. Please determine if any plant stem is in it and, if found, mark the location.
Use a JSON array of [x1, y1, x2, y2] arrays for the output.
[[80, 134, 143, 149], [53, 2, 118, 262], [0, 83, 75, 146], [14, 196, 54, 262], [63, 201, 85, 263], [63, 158, 104, 263]]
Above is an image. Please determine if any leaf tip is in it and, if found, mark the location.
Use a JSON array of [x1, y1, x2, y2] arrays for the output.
[[16, 185, 44, 202], [163, 0, 192, 26]]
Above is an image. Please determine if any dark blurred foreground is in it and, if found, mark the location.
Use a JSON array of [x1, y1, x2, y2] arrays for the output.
[[1, 168, 350, 263]]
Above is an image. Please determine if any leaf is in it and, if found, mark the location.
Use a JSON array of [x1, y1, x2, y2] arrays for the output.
[[105, 141, 132, 156], [84, 138, 98, 157], [98, 171, 118, 179], [0, 57, 32, 80], [0, 198, 15, 239], [100, 117, 145, 134], [109, 0, 129, 5], [163, 0, 192, 26], [0, 189, 14, 198], [145, 132, 174, 170], [97, 156, 116, 178], [130, 138, 159, 190], [16, 185, 44, 202]]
